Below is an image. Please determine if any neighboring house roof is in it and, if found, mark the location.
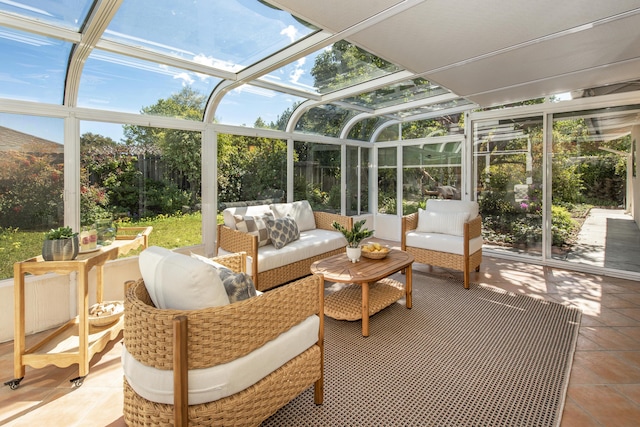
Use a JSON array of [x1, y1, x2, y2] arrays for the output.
[[0, 126, 64, 153]]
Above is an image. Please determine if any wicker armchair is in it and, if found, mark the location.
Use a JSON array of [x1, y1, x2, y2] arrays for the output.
[[401, 200, 482, 289], [123, 252, 324, 426]]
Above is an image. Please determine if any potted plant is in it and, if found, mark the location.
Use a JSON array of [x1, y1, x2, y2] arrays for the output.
[[42, 226, 79, 261], [332, 219, 374, 263]]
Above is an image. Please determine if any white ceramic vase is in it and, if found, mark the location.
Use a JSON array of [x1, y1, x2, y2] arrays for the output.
[[346, 246, 362, 263]]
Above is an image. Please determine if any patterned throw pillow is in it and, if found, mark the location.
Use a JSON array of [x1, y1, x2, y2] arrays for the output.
[[265, 215, 300, 249], [217, 267, 257, 303], [233, 212, 274, 247]]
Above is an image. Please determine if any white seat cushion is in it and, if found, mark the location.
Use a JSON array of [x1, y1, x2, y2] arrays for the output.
[[406, 231, 483, 256], [122, 314, 319, 405], [256, 229, 345, 272], [217, 229, 346, 274]]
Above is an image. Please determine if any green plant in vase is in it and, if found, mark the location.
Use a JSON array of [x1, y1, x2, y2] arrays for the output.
[[42, 226, 79, 261], [332, 219, 374, 248], [332, 219, 374, 263]]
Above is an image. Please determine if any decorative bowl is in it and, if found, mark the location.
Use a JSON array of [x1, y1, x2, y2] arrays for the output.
[[89, 301, 124, 327], [361, 246, 390, 259]]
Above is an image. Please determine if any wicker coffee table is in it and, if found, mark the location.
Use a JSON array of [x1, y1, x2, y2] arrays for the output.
[[310, 249, 413, 336]]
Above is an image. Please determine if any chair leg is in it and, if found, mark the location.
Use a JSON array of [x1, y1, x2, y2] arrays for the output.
[[314, 376, 324, 405], [173, 316, 189, 427]]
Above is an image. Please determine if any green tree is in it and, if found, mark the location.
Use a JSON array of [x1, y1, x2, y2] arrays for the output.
[[123, 87, 205, 203]]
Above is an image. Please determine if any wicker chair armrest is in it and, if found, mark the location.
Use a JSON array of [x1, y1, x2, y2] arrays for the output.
[[314, 211, 353, 231], [401, 212, 419, 249], [217, 224, 258, 258], [467, 215, 482, 239], [210, 252, 247, 273], [124, 274, 323, 370]]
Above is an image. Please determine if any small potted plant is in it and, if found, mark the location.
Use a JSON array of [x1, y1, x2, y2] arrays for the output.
[[42, 226, 79, 261], [332, 219, 374, 263]]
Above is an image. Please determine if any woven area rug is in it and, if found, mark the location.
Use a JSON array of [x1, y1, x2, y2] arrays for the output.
[[262, 272, 581, 427]]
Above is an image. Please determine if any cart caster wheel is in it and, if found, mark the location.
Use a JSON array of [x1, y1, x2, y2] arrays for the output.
[[70, 376, 85, 387], [4, 377, 23, 390]]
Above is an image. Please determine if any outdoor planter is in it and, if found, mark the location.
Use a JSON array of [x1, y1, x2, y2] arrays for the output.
[[42, 236, 79, 261], [42, 226, 79, 261]]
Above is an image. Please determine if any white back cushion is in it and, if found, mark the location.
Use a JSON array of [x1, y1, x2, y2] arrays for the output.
[[425, 199, 479, 219], [139, 246, 229, 310], [269, 200, 316, 232], [417, 209, 469, 236], [138, 246, 173, 307]]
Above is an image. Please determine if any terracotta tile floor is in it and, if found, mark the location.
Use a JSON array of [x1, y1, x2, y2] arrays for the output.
[[1, 255, 640, 426]]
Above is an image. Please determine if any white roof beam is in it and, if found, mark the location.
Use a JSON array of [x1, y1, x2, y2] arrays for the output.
[[65, 0, 123, 107], [0, 10, 81, 43]]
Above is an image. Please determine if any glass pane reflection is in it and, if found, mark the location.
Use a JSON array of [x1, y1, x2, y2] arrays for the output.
[[0, 27, 70, 104]]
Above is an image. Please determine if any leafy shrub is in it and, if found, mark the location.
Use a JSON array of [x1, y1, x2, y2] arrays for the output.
[[0, 150, 63, 229], [551, 205, 577, 246], [552, 159, 584, 204], [479, 191, 516, 216]]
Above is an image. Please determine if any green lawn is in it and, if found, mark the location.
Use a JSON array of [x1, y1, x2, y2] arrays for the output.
[[0, 212, 222, 281]]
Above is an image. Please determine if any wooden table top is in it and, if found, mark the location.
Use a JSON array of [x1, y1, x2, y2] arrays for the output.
[[310, 249, 414, 284]]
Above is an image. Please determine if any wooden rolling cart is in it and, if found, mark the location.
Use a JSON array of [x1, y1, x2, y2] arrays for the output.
[[5, 226, 152, 389]]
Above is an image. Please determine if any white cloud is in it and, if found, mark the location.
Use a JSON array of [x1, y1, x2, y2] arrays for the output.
[[280, 25, 299, 43], [174, 72, 194, 86], [289, 68, 305, 85], [288, 57, 306, 84], [193, 53, 242, 73]]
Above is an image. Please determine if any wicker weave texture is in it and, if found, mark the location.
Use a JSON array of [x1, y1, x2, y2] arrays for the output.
[[123, 345, 322, 427], [407, 246, 482, 272], [324, 278, 405, 321], [124, 270, 321, 370]]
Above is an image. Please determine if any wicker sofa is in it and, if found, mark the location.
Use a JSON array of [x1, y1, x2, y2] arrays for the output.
[[217, 200, 352, 291], [122, 251, 324, 426], [401, 199, 482, 289]]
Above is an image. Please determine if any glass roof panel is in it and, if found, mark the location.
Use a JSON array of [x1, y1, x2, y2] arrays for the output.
[[264, 40, 401, 95], [0, 26, 70, 104], [396, 98, 474, 119], [347, 116, 395, 141], [294, 104, 359, 138], [341, 78, 449, 110], [0, 0, 93, 30], [104, 0, 317, 72], [78, 49, 221, 116], [216, 85, 304, 130]]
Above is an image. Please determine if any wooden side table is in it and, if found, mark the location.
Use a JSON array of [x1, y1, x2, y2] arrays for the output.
[[6, 226, 152, 389], [311, 249, 413, 337]]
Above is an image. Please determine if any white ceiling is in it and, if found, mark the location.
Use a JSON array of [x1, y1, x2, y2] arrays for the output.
[[269, 0, 640, 106]]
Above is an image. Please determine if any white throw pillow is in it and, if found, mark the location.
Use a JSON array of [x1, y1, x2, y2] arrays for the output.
[[417, 209, 470, 236], [190, 253, 257, 303], [269, 200, 316, 232], [140, 247, 229, 310]]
